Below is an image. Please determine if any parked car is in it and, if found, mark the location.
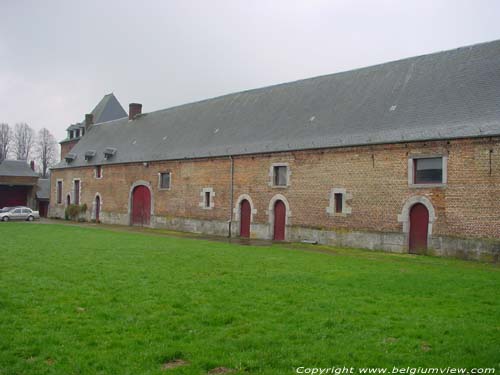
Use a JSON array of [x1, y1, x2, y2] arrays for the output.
[[0, 207, 40, 221]]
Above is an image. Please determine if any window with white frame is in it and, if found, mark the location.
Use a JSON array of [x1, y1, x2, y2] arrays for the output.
[[200, 187, 215, 209], [409, 156, 447, 186], [270, 163, 290, 187], [326, 188, 352, 216], [73, 179, 81, 205], [95, 165, 103, 179], [159, 172, 171, 190], [56, 180, 63, 204]]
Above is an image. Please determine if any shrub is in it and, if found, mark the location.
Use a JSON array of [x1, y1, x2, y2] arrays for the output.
[[64, 204, 87, 221]]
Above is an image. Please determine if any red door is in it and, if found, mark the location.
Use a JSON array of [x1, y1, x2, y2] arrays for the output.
[[131, 185, 151, 226], [0, 186, 28, 207], [95, 195, 100, 222], [240, 199, 251, 238], [409, 203, 429, 254], [273, 200, 286, 241], [38, 201, 48, 217]]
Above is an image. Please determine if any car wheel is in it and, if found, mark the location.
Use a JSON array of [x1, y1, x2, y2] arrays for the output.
[[2, 216, 9, 222], [28, 216, 34, 222]]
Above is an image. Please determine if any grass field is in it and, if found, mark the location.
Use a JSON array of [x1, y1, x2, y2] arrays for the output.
[[0, 223, 498, 374]]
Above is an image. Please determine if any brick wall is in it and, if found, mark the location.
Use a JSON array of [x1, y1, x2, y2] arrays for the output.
[[60, 140, 79, 161], [49, 137, 500, 242]]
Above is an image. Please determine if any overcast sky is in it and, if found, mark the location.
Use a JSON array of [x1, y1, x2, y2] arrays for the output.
[[1, 0, 500, 141]]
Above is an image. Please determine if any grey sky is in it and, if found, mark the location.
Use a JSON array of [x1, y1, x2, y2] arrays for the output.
[[1, 0, 500, 142]]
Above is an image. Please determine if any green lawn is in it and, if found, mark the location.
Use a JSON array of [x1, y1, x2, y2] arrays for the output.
[[0, 223, 498, 375]]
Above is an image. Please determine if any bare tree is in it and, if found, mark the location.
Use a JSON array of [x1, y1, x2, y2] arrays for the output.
[[0, 123, 11, 161], [35, 128, 58, 178], [13, 123, 34, 160]]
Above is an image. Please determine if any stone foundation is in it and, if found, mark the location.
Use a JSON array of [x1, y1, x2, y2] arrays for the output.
[[48, 207, 499, 262]]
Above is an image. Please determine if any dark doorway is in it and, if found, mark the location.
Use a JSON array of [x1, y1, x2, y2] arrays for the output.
[[239, 199, 251, 238], [409, 203, 429, 253], [131, 185, 151, 226], [0, 185, 29, 207], [38, 201, 49, 217], [273, 200, 286, 241]]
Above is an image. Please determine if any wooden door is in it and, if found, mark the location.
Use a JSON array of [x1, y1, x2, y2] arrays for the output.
[[38, 201, 48, 217], [273, 200, 286, 241], [95, 195, 100, 222], [131, 185, 151, 226], [409, 203, 429, 253], [240, 199, 251, 238]]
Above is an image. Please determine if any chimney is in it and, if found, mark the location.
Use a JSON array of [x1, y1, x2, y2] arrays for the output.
[[129, 103, 142, 120], [85, 113, 94, 131], [30, 160, 35, 171]]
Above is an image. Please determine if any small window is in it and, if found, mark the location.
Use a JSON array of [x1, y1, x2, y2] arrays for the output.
[[57, 181, 62, 204], [205, 191, 211, 208], [414, 157, 443, 184], [74, 180, 80, 205], [273, 166, 288, 186], [95, 166, 102, 178], [334, 193, 343, 213], [159, 172, 171, 189], [69, 130, 74, 139], [75, 129, 80, 138]]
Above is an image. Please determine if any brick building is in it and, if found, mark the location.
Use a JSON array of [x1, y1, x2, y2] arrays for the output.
[[50, 40, 500, 261], [0, 160, 46, 212]]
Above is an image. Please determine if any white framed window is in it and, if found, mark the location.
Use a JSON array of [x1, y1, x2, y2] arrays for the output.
[[326, 188, 352, 216], [73, 178, 81, 205], [408, 155, 447, 187], [95, 165, 103, 179], [56, 179, 63, 204], [269, 163, 291, 188], [158, 172, 171, 190], [199, 187, 215, 209]]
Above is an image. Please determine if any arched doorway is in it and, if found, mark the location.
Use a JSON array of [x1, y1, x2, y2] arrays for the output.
[[239, 199, 251, 238], [131, 185, 151, 226], [409, 203, 429, 254], [95, 195, 101, 222], [273, 200, 286, 241]]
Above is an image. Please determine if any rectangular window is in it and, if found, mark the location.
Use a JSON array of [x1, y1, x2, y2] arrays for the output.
[[95, 166, 102, 178], [75, 129, 80, 138], [205, 191, 211, 208], [57, 181, 62, 204], [273, 166, 288, 186], [74, 180, 80, 205], [159, 172, 171, 189], [334, 193, 343, 213], [414, 157, 443, 184]]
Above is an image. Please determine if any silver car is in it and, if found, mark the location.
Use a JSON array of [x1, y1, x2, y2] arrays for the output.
[[0, 207, 40, 222]]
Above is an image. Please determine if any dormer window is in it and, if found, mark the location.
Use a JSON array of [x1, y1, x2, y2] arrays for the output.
[[104, 147, 117, 159], [85, 150, 96, 161], [65, 153, 76, 163], [69, 130, 74, 139], [75, 129, 80, 138]]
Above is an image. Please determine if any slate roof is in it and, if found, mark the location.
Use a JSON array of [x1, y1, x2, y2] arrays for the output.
[[63, 93, 127, 135], [36, 179, 50, 200], [54, 39, 500, 169], [0, 160, 39, 177]]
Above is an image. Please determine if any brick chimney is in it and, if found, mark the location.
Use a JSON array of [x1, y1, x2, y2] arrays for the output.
[[129, 103, 142, 120], [30, 160, 35, 171], [85, 113, 94, 131]]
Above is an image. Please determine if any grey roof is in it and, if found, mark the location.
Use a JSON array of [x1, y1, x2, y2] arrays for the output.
[[64, 93, 127, 133], [54, 39, 500, 169], [36, 179, 50, 200], [0, 160, 39, 177]]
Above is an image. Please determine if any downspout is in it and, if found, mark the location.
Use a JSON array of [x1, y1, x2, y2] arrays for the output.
[[228, 155, 234, 238]]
